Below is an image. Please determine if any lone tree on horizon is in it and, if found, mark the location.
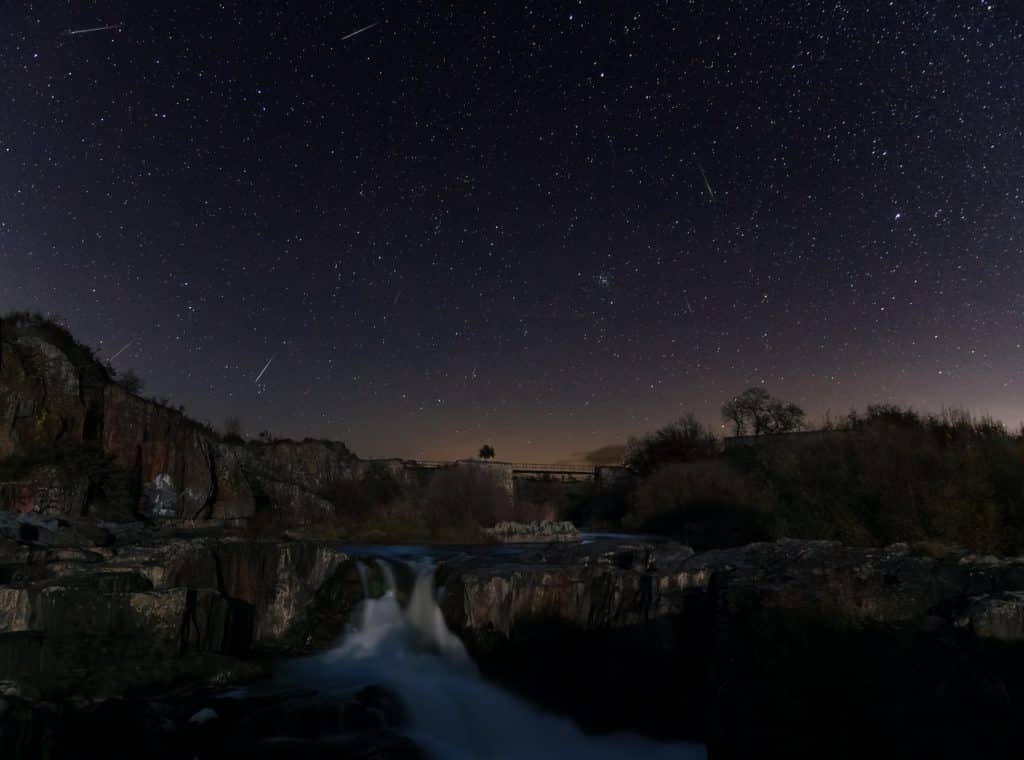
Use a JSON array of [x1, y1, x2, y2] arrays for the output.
[[478, 444, 496, 460], [722, 388, 805, 436]]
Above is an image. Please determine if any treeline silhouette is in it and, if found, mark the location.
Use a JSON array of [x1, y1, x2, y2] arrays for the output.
[[568, 401, 1024, 554]]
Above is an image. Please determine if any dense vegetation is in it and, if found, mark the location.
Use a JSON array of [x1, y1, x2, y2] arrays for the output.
[[251, 462, 521, 543], [570, 401, 1024, 554]]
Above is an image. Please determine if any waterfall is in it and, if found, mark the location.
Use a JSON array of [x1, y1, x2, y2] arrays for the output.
[[277, 559, 705, 760], [354, 559, 369, 598]]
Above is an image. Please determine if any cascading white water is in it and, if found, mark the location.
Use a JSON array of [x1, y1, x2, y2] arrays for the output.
[[278, 559, 706, 760]]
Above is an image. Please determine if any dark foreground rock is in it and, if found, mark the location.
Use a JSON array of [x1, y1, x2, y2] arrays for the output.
[[2, 534, 1024, 757], [440, 539, 1024, 758]]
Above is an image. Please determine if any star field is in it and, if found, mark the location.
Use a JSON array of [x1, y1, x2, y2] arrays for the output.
[[2, 1, 1023, 461]]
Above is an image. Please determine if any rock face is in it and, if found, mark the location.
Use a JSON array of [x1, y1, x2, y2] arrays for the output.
[[102, 385, 216, 519], [438, 539, 1024, 757], [484, 520, 581, 543], [0, 531, 350, 703], [0, 316, 360, 528], [0, 335, 92, 457], [236, 440, 359, 497]]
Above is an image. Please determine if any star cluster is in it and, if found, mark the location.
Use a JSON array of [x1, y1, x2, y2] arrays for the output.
[[2, 1, 1022, 460]]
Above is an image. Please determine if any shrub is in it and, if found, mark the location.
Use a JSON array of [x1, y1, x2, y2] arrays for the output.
[[321, 464, 406, 521], [561, 479, 634, 530], [627, 460, 773, 549], [740, 407, 1024, 553], [423, 463, 511, 540], [624, 413, 719, 477]]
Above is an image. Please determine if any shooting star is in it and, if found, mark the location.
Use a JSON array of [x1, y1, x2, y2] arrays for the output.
[[684, 295, 695, 314], [254, 355, 276, 385], [341, 21, 379, 41], [109, 338, 135, 361], [61, 23, 124, 36], [696, 161, 716, 200]]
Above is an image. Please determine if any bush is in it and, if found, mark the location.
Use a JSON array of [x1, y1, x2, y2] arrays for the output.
[[739, 406, 1024, 553], [423, 464, 511, 540], [627, 460, 773, 549], [611, 402, 1024, 554], [624, 413, 719, 476], [321, 464, 406, 521], [562, 479, 634, 530]]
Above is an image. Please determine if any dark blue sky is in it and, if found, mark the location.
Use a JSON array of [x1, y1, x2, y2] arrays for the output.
[[3, 1, 1022, 460]]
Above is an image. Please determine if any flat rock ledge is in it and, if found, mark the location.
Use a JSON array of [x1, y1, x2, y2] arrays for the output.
[[484, 520, 581, 543]]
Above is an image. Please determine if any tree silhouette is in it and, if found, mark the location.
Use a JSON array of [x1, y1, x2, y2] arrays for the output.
[[478, 444, 496, 460], [722, 388, 805, 436]]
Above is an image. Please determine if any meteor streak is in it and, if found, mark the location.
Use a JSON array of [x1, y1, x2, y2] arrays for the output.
[[697, 161, 716, 200], [109, 338, 134, 360], [341, 22, 379, 41], [62, 23, 124, 36], [254, 355, 276, 384]]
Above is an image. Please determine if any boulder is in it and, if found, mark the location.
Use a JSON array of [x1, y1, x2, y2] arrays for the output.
[[957, 591, 1024, 642]]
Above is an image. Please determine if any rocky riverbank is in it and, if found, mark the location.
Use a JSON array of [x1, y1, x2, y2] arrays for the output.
[[3, 525, 1024, 757]]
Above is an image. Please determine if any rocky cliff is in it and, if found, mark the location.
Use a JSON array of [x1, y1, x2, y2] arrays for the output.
[[0, 315, 359, 526]]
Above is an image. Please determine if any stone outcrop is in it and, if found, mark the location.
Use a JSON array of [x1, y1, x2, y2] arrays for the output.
[[0, 531, 350, 702], [235, 439, 359, 497], [0, 316, 361, 527], [437, 539, 1024, 644], [102, 385, 216, 519], [0, 336, 90, 457], [438, 539, 1024, 757], [484, 520, 581, 543]]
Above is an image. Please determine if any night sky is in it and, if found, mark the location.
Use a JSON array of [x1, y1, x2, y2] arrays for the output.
[[2, 2, 1023, 462]]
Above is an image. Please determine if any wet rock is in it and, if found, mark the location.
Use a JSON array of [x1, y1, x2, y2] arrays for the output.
[[157, 538, 349, 649]]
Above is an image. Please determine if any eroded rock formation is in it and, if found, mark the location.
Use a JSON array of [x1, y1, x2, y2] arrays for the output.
[[0, 316, 359, 525]]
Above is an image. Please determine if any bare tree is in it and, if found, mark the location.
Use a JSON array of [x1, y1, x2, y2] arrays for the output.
[[722, 388, 805, 436]]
